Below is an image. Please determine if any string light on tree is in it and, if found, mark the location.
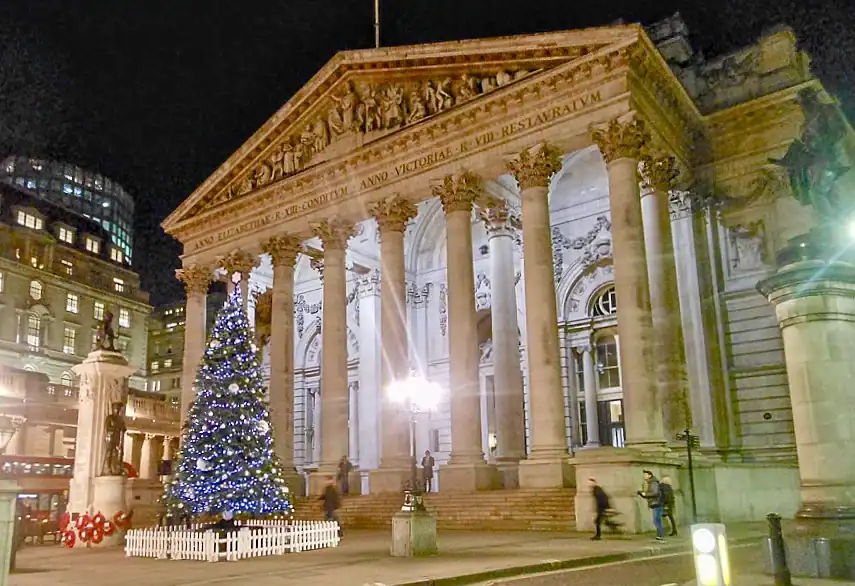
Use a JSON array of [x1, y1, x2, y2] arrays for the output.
[[163, 287, 293, 518]]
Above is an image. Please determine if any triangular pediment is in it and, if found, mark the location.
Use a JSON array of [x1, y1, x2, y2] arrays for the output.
[[163, 25, 642, 233]]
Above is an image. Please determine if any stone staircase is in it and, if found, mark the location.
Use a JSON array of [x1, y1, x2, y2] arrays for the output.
[[292, 488, 576, 531]]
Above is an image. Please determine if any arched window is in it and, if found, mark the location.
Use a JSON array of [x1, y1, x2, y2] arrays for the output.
[[29, 280, 43, 300], [595, 335, 620, 389], [591, 286, 617, 317], [60, 372, 74, 387]]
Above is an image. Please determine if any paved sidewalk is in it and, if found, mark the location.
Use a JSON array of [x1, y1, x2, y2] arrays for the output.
[[13, 525, 767, 586], [682, 575, 855, 586]]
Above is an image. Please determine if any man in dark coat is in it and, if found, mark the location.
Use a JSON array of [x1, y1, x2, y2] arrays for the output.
[[661, 476, 677, 536], [589, 478, 619, 540], [320, 476, 343, 537], [638, 470, 665, 540]]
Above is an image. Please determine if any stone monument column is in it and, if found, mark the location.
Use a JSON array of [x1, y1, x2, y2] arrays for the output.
[[68, 347, 135, 547], [262, 235, 303, 493], [579, 345, 601, 448], [640, 154, 689, 442], [309, 217, 355, 494], [176, 264, 212, 430], [590, 117, 666, 449], [220, 249, 259, 310], [433, 172, 494, 491], [507, 144, 570, 488], [370, 195, 418, 493], [480, 200, 526, 483]]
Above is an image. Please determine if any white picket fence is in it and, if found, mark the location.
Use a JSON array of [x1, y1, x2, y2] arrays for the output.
[[125, 520, 340, 561]]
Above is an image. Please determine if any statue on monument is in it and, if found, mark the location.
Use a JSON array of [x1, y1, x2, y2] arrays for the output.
[[102, 402, 127, 476], [94, 312, 116, 352], [771, 88, 851, 221]]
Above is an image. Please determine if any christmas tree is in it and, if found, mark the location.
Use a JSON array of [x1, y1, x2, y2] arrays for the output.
[[165, 287, 293, 518]]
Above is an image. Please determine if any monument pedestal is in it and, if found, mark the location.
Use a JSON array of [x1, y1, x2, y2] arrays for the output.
[[390, 510, 437, 557], [758, 243, 855, 579], [92, 476, 128, 547]]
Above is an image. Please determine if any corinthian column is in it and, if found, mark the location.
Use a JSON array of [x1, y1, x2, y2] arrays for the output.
[[309, 217, 355, 494], [219, 249, 259, 308], [262, 235, 303, 491], [176, 264, 213, 430], [507, 143, 570, 489], [480, 200, 526, 474], [590, 116, 665, 449], [369, 195, 418, 493], [433, 172, 495, 491], [640, 155, 689, 442]]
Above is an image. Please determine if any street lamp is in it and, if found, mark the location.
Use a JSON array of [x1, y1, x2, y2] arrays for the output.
[[387, 375, 443, 512]]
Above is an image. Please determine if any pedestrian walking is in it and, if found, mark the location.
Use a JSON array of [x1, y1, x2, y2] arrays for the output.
[[637, 469, 665, 541], [320, 476, 343, 537], [337, 455, 353, 495], [661, 476, 677, 536], [588, 478, 620, 540]]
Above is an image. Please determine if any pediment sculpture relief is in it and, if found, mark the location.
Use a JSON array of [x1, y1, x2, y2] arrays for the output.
[[211, 69, 535, 211]]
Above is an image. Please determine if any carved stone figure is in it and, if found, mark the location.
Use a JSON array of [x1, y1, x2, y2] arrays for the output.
[[436, 79, 454, 112], [312, 118, 329, 153], [94, 312, 116, 351], [362, 86, 382, 132], [269, 145, 285, 181], [456, 74, 478, 104], [730, 222, 766, 271], [496, 70, 513, 87], [381, 85, 405, 129], [282, 142, 296, 175], [330, 81, 359, 132], [102, 402, 127, 476], [253, 162, 272, 187], [326, 102, 344, 136], [408, 91, 427, 124], [423, 80, 438, 115]]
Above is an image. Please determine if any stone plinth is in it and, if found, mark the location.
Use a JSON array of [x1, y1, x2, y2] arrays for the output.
[[519, 458, 574, 489], [92, 476, 127, 547], [390, 510, 437, 557], [0, 479, 18, 583], [369, 467, 409, 494], [68, 350, 135, 519], [758, 254, 855, 579], [440, 463, 499, 492]]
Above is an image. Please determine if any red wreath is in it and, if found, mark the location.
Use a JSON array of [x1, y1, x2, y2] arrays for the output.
[[103, 521, 115, 536], [112, 510, 133, 531], [61, 529, 76, 549], [75, 514, 90, 531], [91, 513, 106, 531], [59, 512, 70, 532], [91, 529, 104, 545]]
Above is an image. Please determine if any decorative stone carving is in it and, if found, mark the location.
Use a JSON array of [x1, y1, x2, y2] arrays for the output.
[[294, 294, 322, 339], [438, 283, 448, 336], [552, 216, 613, 281], [370, 195, 418, 233], [729, 221, 767, 272], [310, 257, 325, 282], [254, 289, 273, 346], [406, 282, 433, 307], [590, 117, 649, 164], [175, 264, 213, 295], [640, 154, 680, 192], [479, 198, 520, 236], [218, 250, 259, 280], [703, 47, 759, 91], [475, 272, 491, 310], [358, 270, 381, 298], [263, 235, 303, 267], [566, 264, 615, 314], [433, 171, 483, 214], [507, 143, 563, 190], [311, 216, 356, 251]]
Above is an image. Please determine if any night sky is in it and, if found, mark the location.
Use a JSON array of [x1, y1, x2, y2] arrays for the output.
[[1, 0, 853, 305]]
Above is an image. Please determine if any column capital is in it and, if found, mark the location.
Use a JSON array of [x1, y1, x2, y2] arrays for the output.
[[311, 216, 356, 251], [590, 116, 649, 164], [433, 171, 483, 214], [218, 249, 259, 278], [640, 154, 680, 193], [263, 235, 303, 267], [370, 194, 418, 233], [507, 143, 563, 190], [478, 197, 518, 237], [176, 264, 213, 296], [576, 344, 593, 355]]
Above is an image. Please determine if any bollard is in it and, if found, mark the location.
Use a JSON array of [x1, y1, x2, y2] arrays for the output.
[[766, 513, 793, 586]]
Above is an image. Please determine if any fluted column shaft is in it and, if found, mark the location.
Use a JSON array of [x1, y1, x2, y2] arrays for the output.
[[312, 218, 354, 479], [581, 345, 601, 447], [372, 196, 418, 471], [263, 236, 302, 471], [176, 265, 212, 432], [592, 117, 666, 449], [482, 203, 526, 462], [508, 146, 567, 460], [641, 156, 688, 440]]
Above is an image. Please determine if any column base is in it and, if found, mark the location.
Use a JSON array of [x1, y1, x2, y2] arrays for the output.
[[369, 467, 410, 494], [495, 459, 521, 489], [518, 457, 574, 489], [440, 462, 498, 491], [391, 509, 437, 557], [280, 468, 305, 497]]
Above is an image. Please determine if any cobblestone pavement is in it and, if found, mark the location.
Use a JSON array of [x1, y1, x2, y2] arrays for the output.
[[11, 525, 768, 586]]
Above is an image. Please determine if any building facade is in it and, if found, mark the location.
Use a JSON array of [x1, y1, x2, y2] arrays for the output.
[[0, 157, 136, 264], [160, 16, 855, 527]]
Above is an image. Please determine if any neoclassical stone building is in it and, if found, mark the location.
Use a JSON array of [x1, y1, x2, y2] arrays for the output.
[[162, 16, 855, 527]]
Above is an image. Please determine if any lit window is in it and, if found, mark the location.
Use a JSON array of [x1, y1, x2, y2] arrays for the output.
[[595, 335, 621, 389], [85, 237, 100, 254], [29, 280, 42, 300], [118, 308, 130, 328], [94, 301, 105, 321], [61, 259, 73, 276], [16, 210, 43, 230], [26, 314, 41, 348], [151, 380, 161, 392], [113, 278, 124, 293], [592, 287, 617, 317], [66, 293, 79, 314], [63, 327, 76, 354], [166, 321, 178, 330], [58, 226, 74, 244], [60, 372, 73, 387], [151, 361, 159, 372], [164, 358, 172, 368], [110, 247, 123, 263], [0, 272, 4, 293], [172, 377, 181, 389]]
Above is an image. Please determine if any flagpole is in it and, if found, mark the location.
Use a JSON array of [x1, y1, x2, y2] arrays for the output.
[[374, 0, 380, 48]]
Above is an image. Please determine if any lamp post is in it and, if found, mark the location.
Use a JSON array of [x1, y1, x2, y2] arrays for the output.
[[0, 415, 25, 582], [387, 375, 443, 512]]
